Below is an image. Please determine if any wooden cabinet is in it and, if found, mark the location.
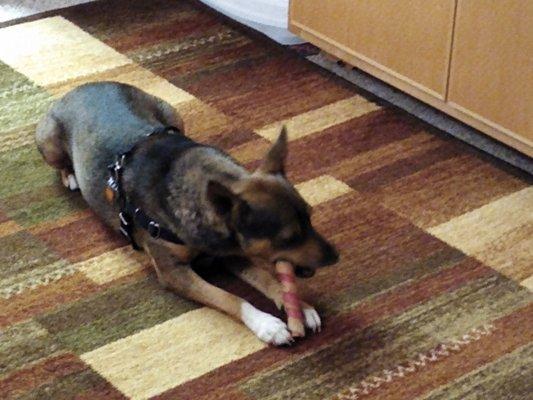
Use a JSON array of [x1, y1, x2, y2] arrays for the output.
[[289, 0, 533, 156], [448, 0, 532, 144], [291, 0, 456, 98]]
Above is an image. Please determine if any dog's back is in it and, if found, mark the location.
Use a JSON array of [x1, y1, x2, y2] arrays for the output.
[[37, 82, 248, 250], [36, 82, 184, 223]]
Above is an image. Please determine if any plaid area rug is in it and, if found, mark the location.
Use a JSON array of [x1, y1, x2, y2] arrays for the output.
[[1, 1, 532, 399]]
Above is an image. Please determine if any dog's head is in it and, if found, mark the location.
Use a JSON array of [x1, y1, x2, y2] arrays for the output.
[[207, 127, 338, 277]]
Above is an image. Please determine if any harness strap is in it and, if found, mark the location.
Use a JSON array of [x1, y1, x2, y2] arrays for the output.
[[123, 202, 185, 246], [107, 126, 186, 250]]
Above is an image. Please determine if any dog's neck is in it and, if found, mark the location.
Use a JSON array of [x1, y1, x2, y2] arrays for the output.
[[124, 138, 247, 255], [166, 147, 248, 254]]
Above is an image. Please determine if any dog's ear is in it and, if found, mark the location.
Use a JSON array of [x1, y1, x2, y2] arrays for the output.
[[257, 126, 288, 175], [207, 180, 238, 218]]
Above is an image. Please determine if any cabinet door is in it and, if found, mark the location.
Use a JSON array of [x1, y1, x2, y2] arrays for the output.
[[448, 1, 532, 144], [290, 0, 456, 98]]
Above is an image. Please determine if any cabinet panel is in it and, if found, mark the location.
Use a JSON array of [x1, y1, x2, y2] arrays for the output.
[[290, 0, 456, 98], [448, 0, 532, 143], [290, 0, 349, 45]]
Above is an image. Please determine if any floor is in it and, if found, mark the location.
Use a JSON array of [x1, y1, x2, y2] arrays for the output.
[[1, 0, 531, 174], [304, 52, 533, 175], [0, 1, 532, 399]]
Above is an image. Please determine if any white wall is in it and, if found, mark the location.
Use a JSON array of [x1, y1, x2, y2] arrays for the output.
[[0, 0, 93, 23]]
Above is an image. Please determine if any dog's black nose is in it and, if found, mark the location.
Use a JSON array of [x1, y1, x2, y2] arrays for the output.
[[320, 241, 339, 266]]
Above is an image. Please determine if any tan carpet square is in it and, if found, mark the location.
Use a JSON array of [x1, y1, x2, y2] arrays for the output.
[[81, 307, 266, 400]]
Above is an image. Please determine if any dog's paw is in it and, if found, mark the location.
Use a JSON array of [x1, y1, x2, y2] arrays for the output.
[[62, 173, 79, 191], [241, 302, 293, 345], [67, 174, 79, 191], [302, 304, 321, 333]]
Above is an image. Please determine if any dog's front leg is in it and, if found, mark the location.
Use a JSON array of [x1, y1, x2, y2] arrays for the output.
[[145, 242, 293, 345], [228, 263, 322, 333]]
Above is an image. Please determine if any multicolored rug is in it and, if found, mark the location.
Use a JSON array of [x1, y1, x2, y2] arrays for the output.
[[1, 1, 532, 399]]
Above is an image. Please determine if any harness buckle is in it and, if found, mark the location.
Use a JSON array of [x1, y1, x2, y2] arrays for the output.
[[148, 221, 161, 239]]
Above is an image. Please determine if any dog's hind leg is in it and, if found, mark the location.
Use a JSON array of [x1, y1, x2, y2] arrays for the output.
[[35, 113, 78, 191], [146, 243, 293, 345], [229, 263, 322, 333]]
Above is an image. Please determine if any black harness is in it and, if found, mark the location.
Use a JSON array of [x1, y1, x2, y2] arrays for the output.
[[107, 126, 188, 250]]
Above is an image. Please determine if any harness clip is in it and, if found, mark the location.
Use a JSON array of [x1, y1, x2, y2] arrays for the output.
[[119, 211, 130, 226]]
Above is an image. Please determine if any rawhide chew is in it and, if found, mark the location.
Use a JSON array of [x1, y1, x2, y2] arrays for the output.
[[275, 260, 305, 337]]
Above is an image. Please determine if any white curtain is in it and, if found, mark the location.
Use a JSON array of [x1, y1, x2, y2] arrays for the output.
[[198, 0, 304, 45]]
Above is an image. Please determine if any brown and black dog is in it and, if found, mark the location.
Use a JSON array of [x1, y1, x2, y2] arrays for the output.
[[36, 82, 338, 345]]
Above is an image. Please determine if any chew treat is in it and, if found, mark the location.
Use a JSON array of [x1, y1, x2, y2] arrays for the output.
[[275, 260, 305, 337]]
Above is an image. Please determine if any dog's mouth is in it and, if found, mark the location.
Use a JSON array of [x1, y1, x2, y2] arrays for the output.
[[295, 266, 316, 278]]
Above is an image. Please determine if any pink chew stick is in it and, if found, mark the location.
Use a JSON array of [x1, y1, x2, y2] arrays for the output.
[[275, 260, 305, 337]]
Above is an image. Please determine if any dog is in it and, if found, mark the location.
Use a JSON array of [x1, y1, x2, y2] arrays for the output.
[[36, 82, 338, 345]]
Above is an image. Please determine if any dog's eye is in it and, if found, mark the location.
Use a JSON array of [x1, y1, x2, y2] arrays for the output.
[[277, 231, 303, 249], [285, 234, 301, 246]]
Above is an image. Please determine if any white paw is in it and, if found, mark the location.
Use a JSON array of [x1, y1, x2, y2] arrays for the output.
[[67, 174, 79, 191], [303, 305, 321, 333], [241, 302, 293, 345]]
